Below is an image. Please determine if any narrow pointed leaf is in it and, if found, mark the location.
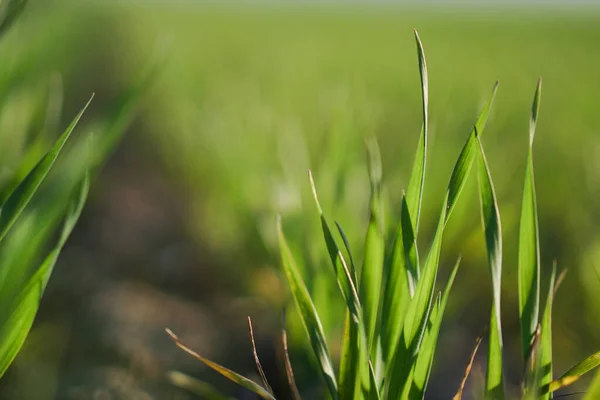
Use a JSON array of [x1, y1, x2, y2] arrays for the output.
[[538, 264, 557, 399], [0, 95, 93, 243], [583, 369, 600, 400], [166, 329, 276, 400], [547, 352, 600, 393], [476, 136, 505, 399], [247, 317, 274, 395], [277, 217, 338, 398], [519, 78, 542, 363], [405, 30, 428, 234]]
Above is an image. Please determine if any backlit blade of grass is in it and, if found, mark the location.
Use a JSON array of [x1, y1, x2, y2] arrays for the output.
[[380, 195, 414, 369], [446, 82, 499, 223], [405, 29, 428, 238], [538, 264, 558, 400], [0, 94, 93, 243], [410, 257, 461, 399], [166, 329, 276, 400], [475, 135, 504, 399], [519, 78, 542, 363], [547, 351, 600, 393], [277, 217, 338, 399], [583, 369, 600, 399], [0, 173, 89, 378], [359, 138, 385, 358]]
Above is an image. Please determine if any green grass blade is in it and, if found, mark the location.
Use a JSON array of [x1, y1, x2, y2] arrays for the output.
[[167, 371, 234, 400], [519, 78, 542, 363], [583, 369, 600, 400], [446, 82, 499, 223], [538, 265, 557, 400], [338, 311, 360, 400], [380, 195, 413, 369], [547, 351, 600, 393], [475, 136, 504, 399], [166, 329, 276, 400], [405, 30, 428, 235], [0, 173, 89, 378], [277, 217, 338, 399], [386, 201, 447, 399], [360, 138, 385, 357], [368, 361, 381, 400], [409, 258, 461, 399], [0, 95, 93, 243]]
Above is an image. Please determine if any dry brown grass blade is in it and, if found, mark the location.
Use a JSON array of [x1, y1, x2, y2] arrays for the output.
[[279, 311, 302, 400], [247, 317, 275, 395], [453, 331, 485, 400]]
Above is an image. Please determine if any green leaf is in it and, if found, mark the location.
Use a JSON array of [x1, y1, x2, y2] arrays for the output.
[[167, 371, 233, 400], [547, 351, 600, 393], [446, 82, 499, 223], [0, 173, 89, 378], [538, 265, 557, 400], [359, 138, 385, 358], [277, 217, 338, 399], [519, 78, 542, 363], [583, 368, 600, 400], [380, 195, 414, 370], [405, 30, 428, 236], [0, 94, 93, 243], [166, 329, 276, 400], [409, 258, 461, 399], [475, 135, 504, 399]]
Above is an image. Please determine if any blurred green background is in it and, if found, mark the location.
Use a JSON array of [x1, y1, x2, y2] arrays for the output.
[[2, 0, 600, 398]]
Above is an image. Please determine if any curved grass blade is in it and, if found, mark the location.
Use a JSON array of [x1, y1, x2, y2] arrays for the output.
[[547, 351, 600, 393], [369, 360, 381, 400], [279, 311, 302, 400], [453, 331, 485, 400], [335, 221, 358, 288], [247, 317, 274, 395], [538, 264, 560, 399], [475, 135, 504, 399], [277, 217, 338, 399], [0, 173, 89, 378], [405, 30, 428, 235], [167, 371, 233, 400], [380, 195, 413, 369], [409, 257, 461, 399], [360, 138, 385, 357], [446, 82, 499, 222], [0, 94, 93, 243], [519, 78, 542, 363], [165, 329, 276, 400]]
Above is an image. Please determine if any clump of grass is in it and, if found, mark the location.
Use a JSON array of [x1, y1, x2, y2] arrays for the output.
[[167, 30, 600, 399]]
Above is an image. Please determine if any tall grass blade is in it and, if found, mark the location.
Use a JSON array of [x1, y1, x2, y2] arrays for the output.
[[519, 78, 542, 363], [405, 30, 428, 236], [475, 135, 504, 399], [583, 369, 600, 400], [0, 173, 89, 378], [547, 351, 600, 393], [165, 329, 276, 400], [360, 138, 385, 357], [277, 217, 338, 399], [0, 95, 93, 243], [453, 331, 484, 400], [247, 317, 274, 395], [279, 311, 302, 400]]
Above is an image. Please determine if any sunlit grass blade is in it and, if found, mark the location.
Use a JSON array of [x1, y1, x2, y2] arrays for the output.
[[380, 195, 413, 369], [368, 360, 381, 400], [546, 351, 600, 393], [523, 325, 542, 399], [0, 94, 93, 243], [335, 221, 358, 287], [338, 311, 361, 400], [0, 173, 89, 378], [247, 317, 274, 395], [167, 371, 233, 400], [409, 257, 461, 399], [453, 331, 484, 400], [519, 78, 542, 363], [279, 311, 302, 400], [405, 30, 428, 235], [475, 135, 504, 399], [583, 369, 600, 400], [277, 217, 338, 399], [446, 82, 499, 222], [360, 138, 385, 357], [386, 200, 446, 399], [165, 329, 276, 400]]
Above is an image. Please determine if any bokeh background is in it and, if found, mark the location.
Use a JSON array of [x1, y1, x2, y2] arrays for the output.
[[1, 0, 600, 398]]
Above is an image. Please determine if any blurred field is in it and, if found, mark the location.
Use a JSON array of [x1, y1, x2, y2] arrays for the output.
[[2, 1, 600, 398]]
